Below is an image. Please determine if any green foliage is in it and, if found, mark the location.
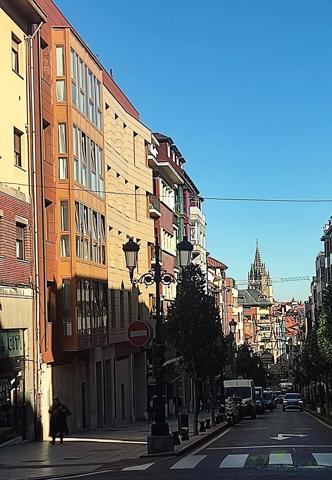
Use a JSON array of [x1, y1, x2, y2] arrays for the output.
[[166, 263, 226, 380], [317, 285, 332, 366]]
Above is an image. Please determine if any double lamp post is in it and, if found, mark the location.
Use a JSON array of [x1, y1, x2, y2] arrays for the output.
[[123, 233, 193, 453]]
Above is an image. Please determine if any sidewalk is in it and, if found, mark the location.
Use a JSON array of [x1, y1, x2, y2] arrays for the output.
[[0, 414, 227, 480]]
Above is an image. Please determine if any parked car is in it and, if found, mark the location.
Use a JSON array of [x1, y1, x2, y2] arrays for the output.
[[224, 379, 256, 419], [255, 387, 265, 414], [262, 390, 274, 411], [283, 393, 304, 412]]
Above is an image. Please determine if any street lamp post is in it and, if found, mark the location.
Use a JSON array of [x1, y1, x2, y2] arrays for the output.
[[228, 319, 237, 378], [123, 233, 193, 453]]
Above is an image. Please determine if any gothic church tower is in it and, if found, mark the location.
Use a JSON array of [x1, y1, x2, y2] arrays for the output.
[[248, 241, 273, 301]]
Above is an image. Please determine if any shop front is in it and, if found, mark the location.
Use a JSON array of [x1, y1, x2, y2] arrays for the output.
[[0, 329, 25, 442]]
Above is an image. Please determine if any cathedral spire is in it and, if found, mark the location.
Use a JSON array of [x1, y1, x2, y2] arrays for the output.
[[248, 241, 273, 301], [254, 239, 262, 269]]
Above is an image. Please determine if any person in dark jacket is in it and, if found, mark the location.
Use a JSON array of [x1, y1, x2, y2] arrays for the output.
[[49, 398, 71, 444]]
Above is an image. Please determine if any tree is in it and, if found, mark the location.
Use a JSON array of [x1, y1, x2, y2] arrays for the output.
[[317, 285, 332, 414], [166, 264, 225, 434]]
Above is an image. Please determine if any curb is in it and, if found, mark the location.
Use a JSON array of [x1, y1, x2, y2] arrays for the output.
[[305, 407, 332, 427], [140, 421, 229, 458]]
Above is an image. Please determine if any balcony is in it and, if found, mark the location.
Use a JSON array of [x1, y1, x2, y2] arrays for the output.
[[149, 196, 161, 219]]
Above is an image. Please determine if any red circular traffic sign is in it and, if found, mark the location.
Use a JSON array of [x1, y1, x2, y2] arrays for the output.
[[128, 320, 151, 347]]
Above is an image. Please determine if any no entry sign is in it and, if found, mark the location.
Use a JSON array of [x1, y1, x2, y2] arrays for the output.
[[128, 320, 152, 347]]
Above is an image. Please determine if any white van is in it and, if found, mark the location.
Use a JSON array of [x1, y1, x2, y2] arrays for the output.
[[224, 379, 256, 419]]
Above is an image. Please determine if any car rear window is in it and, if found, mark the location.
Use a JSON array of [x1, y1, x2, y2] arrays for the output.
[[285, 393, 301, 399]]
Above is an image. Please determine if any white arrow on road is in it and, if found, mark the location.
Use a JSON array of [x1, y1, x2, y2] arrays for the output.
[[270, 433, 308, 441]]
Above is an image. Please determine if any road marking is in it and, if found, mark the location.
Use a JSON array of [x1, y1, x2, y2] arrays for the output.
[[269, 453, 293, 465], [219, 454, 249, 468], [191, 427, 232, 454], [270, 433, 307, 441], [50, 470, 114, 479], [64, 437, 146, 444], [208, 444, 332, 450], [170, 454, 207, 469], [313, 453, 332, 466], [122, 462, 154, 471]]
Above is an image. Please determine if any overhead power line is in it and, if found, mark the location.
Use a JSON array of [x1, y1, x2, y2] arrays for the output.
[[236, 276, 310, 285], [3, 181, 332, 203]]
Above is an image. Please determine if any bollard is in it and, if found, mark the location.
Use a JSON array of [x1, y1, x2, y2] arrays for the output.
[[180, 427, 189, 441], [199, 420, 206, 432], [173, 431, 181, 446], [205, 418, 211, 429]]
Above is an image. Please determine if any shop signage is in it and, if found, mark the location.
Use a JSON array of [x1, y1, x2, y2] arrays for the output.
[[0, 330, 24, 358]]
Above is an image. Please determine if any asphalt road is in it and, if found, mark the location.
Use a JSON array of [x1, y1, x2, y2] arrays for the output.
[[53, 407, 332, 480]]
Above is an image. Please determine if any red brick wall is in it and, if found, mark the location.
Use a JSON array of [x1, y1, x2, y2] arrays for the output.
[[0, 190, 32, 285]]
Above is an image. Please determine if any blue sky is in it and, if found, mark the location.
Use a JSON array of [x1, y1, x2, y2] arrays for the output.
[[56, 0, 332, 300]]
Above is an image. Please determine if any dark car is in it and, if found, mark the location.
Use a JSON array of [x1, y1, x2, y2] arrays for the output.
[[275, 393, 285, 405], [283, 393, 304, 412]]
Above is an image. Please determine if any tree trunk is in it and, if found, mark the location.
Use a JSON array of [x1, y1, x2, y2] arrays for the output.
[[193, 378, 200, 436], [210, 379, 216, 427]]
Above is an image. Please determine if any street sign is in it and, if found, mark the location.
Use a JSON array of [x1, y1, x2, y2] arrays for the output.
[[128, 320, 151, 347]]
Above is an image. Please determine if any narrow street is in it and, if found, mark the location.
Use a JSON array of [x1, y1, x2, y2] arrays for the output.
[[76, 408, 332, 480]]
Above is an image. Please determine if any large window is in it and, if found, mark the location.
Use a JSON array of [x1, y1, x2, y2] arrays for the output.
[[70, 48, 102, 129], [77, 279, 107, 336], [55, 46, 66, 102], [14, 128, 22, 167], [74, 200, 105, 264], [12, 34, 20, 74], [60, 199, 70, 258], [58, 124, 67, 154], [72, 124, 104, 197], [62, 280, 71, 335], [16, 223, 24, 259]]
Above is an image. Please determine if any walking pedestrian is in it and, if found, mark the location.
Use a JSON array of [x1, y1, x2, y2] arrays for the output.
[[49, 398, 71, 444]]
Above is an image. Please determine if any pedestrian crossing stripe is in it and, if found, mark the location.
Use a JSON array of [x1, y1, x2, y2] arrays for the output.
[[120, 452, 332, 471], [219, 454, 249, 468]]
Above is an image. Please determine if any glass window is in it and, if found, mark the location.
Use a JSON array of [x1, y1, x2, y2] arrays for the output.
[[60, 235, 70, 257], [56, 46, 64, 76], [60, 200, 69, 231], [62, 279, 70, 309], [14, 128, 22, 167], [75, 201, 80, 233], [58, 157, 68, 179], [58, 124, 67, 154], [70, 48, 76, 80], [62, 280, 71, 336], [12, 35, 20, 74], [56, 80, 66, 102], [72, 81, 77, 107], [16, 224, 24, 259]]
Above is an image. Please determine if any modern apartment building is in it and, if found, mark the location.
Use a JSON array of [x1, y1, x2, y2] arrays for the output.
[[238, 289, 273, 354], [0, 0, 45, 441], [189, 196, 207, 276], [103, 78, 154, 424], [150, 133, 184, 308], [207, 256, 228, 330]]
